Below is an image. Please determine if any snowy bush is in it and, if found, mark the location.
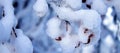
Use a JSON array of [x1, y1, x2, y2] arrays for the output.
[[46, 3, 102, 53], [0, 0, 120, 53]]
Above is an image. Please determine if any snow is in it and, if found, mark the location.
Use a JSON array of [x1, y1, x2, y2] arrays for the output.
[[0, 0, 119, 53], [104, 35, 114, 47], [0, 44, 11, 53], [82, 45, 95, 53], [0, 21, 7, 43], [0, 0, 17, 43], [92, 0, 107, 15], [46, 17, 62, 39], [14, 29, 33, 53], [33, 0, 48, 17], [65, 0, 82, 10]]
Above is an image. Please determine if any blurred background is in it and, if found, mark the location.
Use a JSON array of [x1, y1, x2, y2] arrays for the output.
[[0, 0, 120, 53]]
